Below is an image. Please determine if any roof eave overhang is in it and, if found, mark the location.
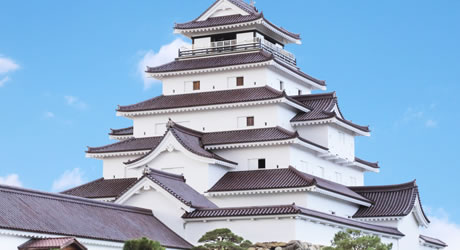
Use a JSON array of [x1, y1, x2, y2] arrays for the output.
[[108, 135, 134, 140], [291, 117, 370, 137], [206, 186, 315, 196], [182, 213, 403, 239], [315, 187, 372, 207], [419, 238, 447, 249], [85, 150, 150, 159], [174, 18, 301, 45], [117, 97, 286, 117], [413, 196, 430, 227], [270, 62, 326, 90], [350, 161, 380, 173]]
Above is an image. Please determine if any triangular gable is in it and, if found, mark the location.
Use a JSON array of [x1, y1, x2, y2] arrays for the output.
[[197, 0, 255, 21], [125, 124, 236, 169]]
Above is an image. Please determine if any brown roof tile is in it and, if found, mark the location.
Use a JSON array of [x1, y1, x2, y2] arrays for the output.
[[109, 126, 133, 136], [419, 235, 448, 247], [208, 167, 370, 203], [291, 92, 370, 133], [143, 51, 324, 86], [182, 204, 403, 236], [355, 157, 380, 169], [350, 181, 429, 222], [118, 85, 283, 113], [18, 237, 87, 250], [0, 185, 192, 249], [86, 136, 162, 154], [61, 178, 138, 199], [119, 169, 217, 209]]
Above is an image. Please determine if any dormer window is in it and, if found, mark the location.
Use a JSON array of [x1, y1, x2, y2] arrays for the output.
[[193, 81, 200, 90], [236, 77, 244, 86]]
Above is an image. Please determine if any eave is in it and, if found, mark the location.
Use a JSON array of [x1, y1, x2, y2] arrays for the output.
[[85, 150, 149, 159], [291, 117, 371, 137]]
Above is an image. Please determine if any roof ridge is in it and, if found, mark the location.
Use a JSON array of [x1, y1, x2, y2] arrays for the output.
[[294, 92, 336, 101], [0, 184, 154, 215], [149, 168, 185, 182], [350, 180, 417, 192]]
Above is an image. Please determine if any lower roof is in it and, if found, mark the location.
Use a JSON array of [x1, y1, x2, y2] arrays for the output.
[[0, 184, 192, 249], [207, 167, 370, 204], [18, 237, 87, 250], [419, 235, 448, 247], [61, 177, 138, 199], [350, 181, 430, 222], [182, 204, 403, 237]]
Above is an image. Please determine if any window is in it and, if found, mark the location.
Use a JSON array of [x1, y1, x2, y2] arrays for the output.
[[193, 81, 200, 90], [258, 159, 266, 169], [246, 116, 254, 126], [298, 89, 302, 95], [279, 81, 284, 91], [236, 77, 244, 86]]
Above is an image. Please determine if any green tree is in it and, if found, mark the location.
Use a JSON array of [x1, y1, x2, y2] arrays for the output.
[[123, 237, 165, 250], [192, 228, 252, 250], [322, 229, 392, 250]]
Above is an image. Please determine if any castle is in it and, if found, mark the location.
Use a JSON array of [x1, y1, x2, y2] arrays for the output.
[[0, 1, 447, 249]]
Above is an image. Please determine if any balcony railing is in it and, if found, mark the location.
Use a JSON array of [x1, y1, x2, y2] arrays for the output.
[[178, 38, 297, 66]]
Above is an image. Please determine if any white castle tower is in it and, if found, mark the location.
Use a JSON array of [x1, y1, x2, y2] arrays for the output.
[[59, 0, 445, 249]]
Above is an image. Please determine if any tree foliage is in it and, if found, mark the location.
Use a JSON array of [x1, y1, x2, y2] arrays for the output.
[[322, 229, 393, 250], [192, 228, 252, 250], [123, 237, 165, 250]]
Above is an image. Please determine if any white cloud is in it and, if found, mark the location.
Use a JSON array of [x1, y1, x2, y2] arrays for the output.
[[64, 95, 88, 110], [43, 111, 55, 119], [0, 56, 19, 74], [0, 174, 22, 187], [0, 76, 9, 87], [425, 119, 438, 128], [52, 168, 85, 192], [138, 38, 190, 89], [423, 209, 460, 250]]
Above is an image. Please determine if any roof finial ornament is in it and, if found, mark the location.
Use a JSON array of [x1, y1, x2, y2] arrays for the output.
[[166, 118, 174, 128], [250, 0, 256, 7], [143, 165, 151, 175]]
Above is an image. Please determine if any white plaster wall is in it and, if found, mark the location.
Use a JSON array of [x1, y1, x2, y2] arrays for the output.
[[122, 188, 188, 239], [161, 66, 311, 96], [103, 156, 139, 179], [209, 192, 308, 208], [328, 125, 355, 161], [214, 144, 291, 171], [161, 67, 267, 95], [184, 218, 297, 245], [296, 125, 329, 148], [305, 192, 359, 218], [132, 103, 293, 137], [133, 150, 227, 193], [290, 145, 364, 186], [397, 213, 423, 250]]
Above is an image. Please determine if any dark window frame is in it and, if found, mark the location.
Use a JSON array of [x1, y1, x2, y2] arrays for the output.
[[246, 116, 254, 126], [258, 159, 266, 169], [236, 76, 244, 86], [193, 81, 200, 90]]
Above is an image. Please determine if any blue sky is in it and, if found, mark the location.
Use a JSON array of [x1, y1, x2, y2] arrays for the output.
[[1, 0, 459, 242]]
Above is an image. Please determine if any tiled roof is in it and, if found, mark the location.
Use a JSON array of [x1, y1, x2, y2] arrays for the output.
[[125, 122, 236, 165], [143, 51, 324, 86], [0, 185, 192, 249], [350, 181, 429, 222], [419, 235, 448, 247], [118, 85, 283, 113], [355, 157, 380, 169], [193, 0, 258, 22], [18, 237, 87, 250], [86, 136, 162, 154], [61, 178, 138, 199], [119, 169, 217, 209], [208, 167, 370, 203], [182, 204, 403, 236], [109, 126, 133, 136], [89, 126, 326, 158], [202, 126, 296, 145], [291, 92, 370, 133]]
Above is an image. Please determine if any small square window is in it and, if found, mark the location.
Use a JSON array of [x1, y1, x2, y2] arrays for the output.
[[193, 81, 200, 90], [246, 116, 254, 126], [298, 89, 302, 95], [279, 81, 284, 91], [258, 159, 266, 169], [236, 77, 244, 86]]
